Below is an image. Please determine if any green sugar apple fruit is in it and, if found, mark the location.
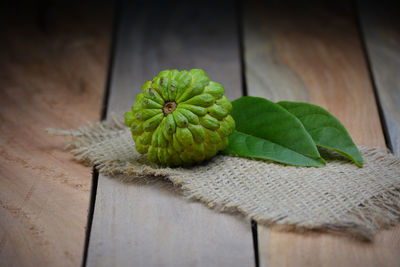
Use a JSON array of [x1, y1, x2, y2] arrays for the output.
[[125, 69, 235, 167]]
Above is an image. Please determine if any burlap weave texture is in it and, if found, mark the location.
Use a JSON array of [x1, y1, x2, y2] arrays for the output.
[[50, 118, 400, 240]]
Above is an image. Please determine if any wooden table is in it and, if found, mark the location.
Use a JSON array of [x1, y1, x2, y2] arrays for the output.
[[1, 0, 399, 266]]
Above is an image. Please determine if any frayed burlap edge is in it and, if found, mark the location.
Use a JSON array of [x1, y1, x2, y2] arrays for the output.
[[47, 117, 400, 240]]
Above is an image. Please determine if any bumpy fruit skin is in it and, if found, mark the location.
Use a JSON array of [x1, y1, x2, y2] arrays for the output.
[[125, 69, 235, 167]]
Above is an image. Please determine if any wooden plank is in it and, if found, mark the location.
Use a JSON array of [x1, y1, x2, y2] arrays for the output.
[[242, 0, 400, 266], [0, 2, 113, 266], [86, 1, 254, 266], [243, 0, 385, 148], [358, 0, 400, 156]]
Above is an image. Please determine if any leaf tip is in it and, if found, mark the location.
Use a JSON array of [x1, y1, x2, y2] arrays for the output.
[[355, 159, 364, 168]]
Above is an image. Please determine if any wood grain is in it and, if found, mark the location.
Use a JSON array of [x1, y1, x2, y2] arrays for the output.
[[243, 0, 399, 266], [358, 0, 400, 156], [86, 1, 254, 266], [243, 0, 385, 148], [0, 2, 113, 266]]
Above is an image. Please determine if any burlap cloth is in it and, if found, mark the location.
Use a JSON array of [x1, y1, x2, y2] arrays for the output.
[[49, 117, 400, 240]]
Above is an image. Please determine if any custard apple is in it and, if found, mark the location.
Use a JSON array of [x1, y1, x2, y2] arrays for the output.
[[125, 69, 235, 166]]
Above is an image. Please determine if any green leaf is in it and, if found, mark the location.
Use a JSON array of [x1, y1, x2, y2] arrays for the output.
[[222, 96, 326, 167], [278, 101, 363, 167]]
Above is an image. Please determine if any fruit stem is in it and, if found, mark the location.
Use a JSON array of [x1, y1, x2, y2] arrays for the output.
[[163, 101, 177, 115]]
